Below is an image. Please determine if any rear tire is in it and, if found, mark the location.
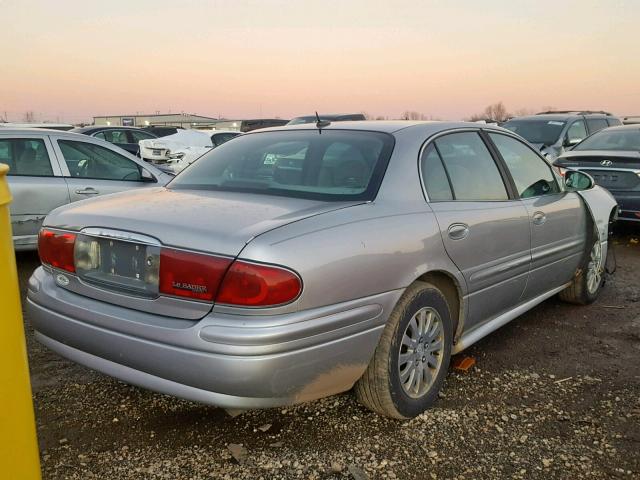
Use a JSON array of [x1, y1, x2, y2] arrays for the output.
[[559, 230, 604, 305], [355, 281, 452, 419]]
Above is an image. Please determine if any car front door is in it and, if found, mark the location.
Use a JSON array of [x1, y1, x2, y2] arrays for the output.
[[487, 132, 588, 300], [0, 135, 69, 249], [420, 130, 531, 328], [52, 137, 159, 202]]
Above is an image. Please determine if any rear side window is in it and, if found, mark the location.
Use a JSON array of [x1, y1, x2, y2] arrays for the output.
[[169, 130, 394, 201], [0, 138, 54, 176], [420, 144, 453, 201], [431, 132, 508, 201], [586, 118, 609, 133], [489, 133, 560, 198], [607, 118, 622, 127], [212, 132, 238, 146], [130, 130, 156, 142], [58, 140, 142, 181]]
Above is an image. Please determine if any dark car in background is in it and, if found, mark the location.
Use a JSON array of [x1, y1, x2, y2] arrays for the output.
[[286, 113, 366, 126], [71, 126, 157, 157], [142, 126, 183, 137], [503, 111, 621, 161], [554, 125, 640, 222]]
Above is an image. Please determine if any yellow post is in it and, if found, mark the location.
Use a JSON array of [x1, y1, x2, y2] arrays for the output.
[[0, 164, 41, 479]]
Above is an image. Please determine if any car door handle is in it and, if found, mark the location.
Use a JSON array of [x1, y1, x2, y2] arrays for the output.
[[75, 187, 99, 195], [448, 223, 469, 240], [532, 211, 547, 225]]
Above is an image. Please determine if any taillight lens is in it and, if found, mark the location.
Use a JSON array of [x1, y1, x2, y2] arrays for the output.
[[38, 229, 76, 272], [159, 248, 232, 301], [216, 261, 302, 307]]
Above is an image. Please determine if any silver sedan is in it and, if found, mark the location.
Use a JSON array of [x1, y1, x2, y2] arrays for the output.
[[1, 128, 171, 251], [27, 121, 616, 418]]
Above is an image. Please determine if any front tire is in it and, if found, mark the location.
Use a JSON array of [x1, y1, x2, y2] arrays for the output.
[[355, 281, 453, 419], [559, 231, 605, 305]]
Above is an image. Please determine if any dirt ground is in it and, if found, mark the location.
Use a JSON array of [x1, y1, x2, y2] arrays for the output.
[[17, 226, 640, 480]]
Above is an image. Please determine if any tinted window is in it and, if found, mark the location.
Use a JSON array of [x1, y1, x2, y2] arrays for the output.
[[169, 130, 394, 201], [420, 144, 453, 201], [58, 140, 142, 181], [607, 118, 622, 127], [489, 133, 560, 198], [130, 130, 156, 142], [566, 120, 587, 142], [212, 132, 238, 146], [502, 119, 565, 145], [0, 139, 53, 176], [586, 118, 609, 133], [94, 130, 130, 144], [433, 132, 508, 201], [574, 128, 640, 151]]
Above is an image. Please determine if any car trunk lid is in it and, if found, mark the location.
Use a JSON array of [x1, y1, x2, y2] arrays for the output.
[[556, 151, 640, 191], [44, 187, 362, 319]]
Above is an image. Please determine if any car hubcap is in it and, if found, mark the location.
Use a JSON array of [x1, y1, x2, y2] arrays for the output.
[[398, 307, 444, 398], [586, 240, 603, 294]]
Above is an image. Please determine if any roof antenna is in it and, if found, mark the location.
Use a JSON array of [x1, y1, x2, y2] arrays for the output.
[[315, 111, 331, 132]]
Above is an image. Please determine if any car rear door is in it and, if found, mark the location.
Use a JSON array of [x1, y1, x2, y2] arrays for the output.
[[420, 130, 531, 329], [51, 136, 161, 202], [486, 132, 588, 300], [0, 133, 70, 248]]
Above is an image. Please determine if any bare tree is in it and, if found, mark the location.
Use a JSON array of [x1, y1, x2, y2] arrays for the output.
[[466, 102, 511, 122], [401, 111, 427, 120], [483, 102, 509, 122], [23, 111, 36, 123]]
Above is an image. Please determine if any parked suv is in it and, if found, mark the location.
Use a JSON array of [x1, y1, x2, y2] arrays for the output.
[[503, 111, 622, 161]]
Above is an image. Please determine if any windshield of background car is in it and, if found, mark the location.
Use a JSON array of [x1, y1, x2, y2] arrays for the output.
[[169, 130, 395, 201], [503, 119, 566, 145], [287, 117, 317, 125], [574, 128, 640, 151]]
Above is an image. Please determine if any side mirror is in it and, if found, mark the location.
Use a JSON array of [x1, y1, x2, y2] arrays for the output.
[[563, 136, 582, 148], [564, 170, 594, 191], [140, 168, 156, 183]]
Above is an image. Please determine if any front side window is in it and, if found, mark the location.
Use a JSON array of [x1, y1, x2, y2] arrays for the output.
[[574, 128, 640, 151], [566, 120, 587, 143], [489, 133, 560, 198], [502, 119, 565, 146], [0, 138, 53, 176], [58, 140, 142, 181], [169, 130, 394, 201], [432, 132, 508, 201]]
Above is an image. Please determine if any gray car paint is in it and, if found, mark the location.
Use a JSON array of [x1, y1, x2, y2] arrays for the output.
[[27, 121, 618, 409], [1, 128, 171, 250]]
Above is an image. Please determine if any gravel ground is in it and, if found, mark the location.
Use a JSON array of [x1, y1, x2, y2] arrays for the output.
[[17, 227, 640, 480]]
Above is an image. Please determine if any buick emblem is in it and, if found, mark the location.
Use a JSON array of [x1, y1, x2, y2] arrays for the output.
[[600, 160, 613, 167]]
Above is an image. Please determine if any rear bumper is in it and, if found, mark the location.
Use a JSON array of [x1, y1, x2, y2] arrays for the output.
[[609, 191, 640, 222], [27, 267, 399, 408]]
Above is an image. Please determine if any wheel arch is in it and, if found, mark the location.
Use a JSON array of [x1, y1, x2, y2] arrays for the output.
[[414, 270, 464, 340]]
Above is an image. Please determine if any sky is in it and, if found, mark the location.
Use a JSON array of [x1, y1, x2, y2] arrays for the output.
[[1, 0, 639, 123]]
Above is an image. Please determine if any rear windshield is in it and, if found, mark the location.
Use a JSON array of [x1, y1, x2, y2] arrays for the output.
[[502, 119, 566, 146], [574, 128, 640, 151], [168, 130, 395, 201]]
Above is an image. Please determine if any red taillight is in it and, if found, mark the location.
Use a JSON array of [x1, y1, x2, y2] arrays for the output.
[[216, 261, 302, 307], [38, 229, 76, 272], [159, 248, 232, 301]]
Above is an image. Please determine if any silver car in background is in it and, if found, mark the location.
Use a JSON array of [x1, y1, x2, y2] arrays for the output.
[[27, 121, 616, 418], [0, 128, 171, 250]]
